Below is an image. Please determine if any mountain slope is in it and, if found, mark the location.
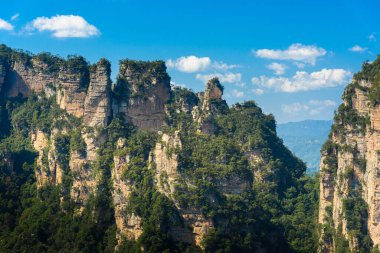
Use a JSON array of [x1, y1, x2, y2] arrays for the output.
[[0, 45, 318, 253]]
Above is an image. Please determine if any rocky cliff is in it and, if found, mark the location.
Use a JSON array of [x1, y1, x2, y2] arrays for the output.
[[0, 45, 316, 253], [319, 57, 380, 252], [0, 45, 169, 131], [112, 60, 171, 131]]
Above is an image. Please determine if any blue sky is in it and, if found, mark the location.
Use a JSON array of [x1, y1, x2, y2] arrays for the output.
[[1, 0, 380, 122]]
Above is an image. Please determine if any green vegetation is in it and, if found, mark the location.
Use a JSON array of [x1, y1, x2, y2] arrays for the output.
[[0, 96, 116, 252], [353, 55, 380, 105], [318, 55, 380, 252], [0, 46, 322, 252], [342, 188, 372, 252], [0, 91, 320, 252], [163, 94, 319, 252], [0, 44, 91, 91], [116, 59, 170, 99]]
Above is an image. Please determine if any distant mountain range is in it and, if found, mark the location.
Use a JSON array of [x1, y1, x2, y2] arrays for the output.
[[277, 120, 333, 174]]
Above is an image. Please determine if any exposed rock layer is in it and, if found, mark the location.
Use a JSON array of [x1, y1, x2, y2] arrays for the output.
[[319, 77, 380, 252]]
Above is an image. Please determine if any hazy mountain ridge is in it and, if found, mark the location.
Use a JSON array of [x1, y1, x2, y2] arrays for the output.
[[278, 120, 332, 173]]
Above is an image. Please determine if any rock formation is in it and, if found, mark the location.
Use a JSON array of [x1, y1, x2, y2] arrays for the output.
[[112, 138, 143, 246], [193, 78, 228, 134], [84, 59, 112, 127], [0, 45, 313, 252], [152, 131, 214, 247], [0, 46, 169, 132], [112, 60, 171, 131], [319, 58, 380, 252]]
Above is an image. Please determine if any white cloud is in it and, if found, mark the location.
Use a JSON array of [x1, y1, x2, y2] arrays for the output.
[[166, 56, 239, 73], [196, 72, 242, 84], [267, 62, 286, 75], [253, 43, 327, 65], [212, 61, 239, 70], [0, 18, 13, 31], [282, 103, 309, 114], [251, 68, 352, 93], [282, 99, 336, 115], [170, 81, 187, 88], [349, 45, 368, 52], [11, 13, 19, 21], [166, 56, 211, 73], [235, 82, 246, 87], [232, 89, 244, 98], [25, 15, 100, 38], [252, 88, 264, 95], [369, 33, 377, 42], [308, 99, 336, 107], [293, 62, 306, 69]]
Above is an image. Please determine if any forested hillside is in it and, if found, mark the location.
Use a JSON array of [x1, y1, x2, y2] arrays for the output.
[[0, 45, 319, 252]]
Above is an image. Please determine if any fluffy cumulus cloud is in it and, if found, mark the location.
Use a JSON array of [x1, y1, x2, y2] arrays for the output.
[[25, 15, 100, 38], [0, 18, 13, 31], [196, 72, 242, 84], [254, 43, 327, 65], [349, 45, 368, 52], [166, 56, 211, 73], [267, 62, 286, 75], [251, 68, 352, 93], [166, 56, 239, 73], [282, 100, 336, 115]]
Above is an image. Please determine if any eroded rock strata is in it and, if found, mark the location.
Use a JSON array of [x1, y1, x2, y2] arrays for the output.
[[319, 57, 380, 252]]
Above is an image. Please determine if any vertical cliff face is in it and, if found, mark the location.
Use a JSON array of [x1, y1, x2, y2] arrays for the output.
[[113, 60, 171, 131], [112, 138, 143, 245], [152, 131, 214, 247], [0, 51, 111, 128], [0, 46, 173, 132], [84, 59, 112, 127], [319, 58, 380, 252]]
